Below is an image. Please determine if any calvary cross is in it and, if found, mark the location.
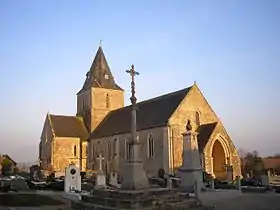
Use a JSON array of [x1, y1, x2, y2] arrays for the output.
[[97, 153, 105, 171], [126, 64, 139, 82]]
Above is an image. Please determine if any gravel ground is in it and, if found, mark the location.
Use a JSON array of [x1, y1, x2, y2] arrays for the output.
[[201, 192, 280, 210]]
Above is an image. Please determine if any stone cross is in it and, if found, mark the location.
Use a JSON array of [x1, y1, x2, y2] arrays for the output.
[[97, 153, 105, 171], [126, 64, 139, 106]]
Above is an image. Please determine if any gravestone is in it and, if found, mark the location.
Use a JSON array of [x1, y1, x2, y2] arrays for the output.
[[95, 154, 106, 189], [235, 175, 241, 191], [260, 175, 269, 187], [226, 165, 233, 182], [109, 172, 120, 188], [64, 163, 81, 193]]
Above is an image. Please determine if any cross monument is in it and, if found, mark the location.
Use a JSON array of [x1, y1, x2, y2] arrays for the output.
[[121, 64, 148, 190], [97, 153, 105, 172]]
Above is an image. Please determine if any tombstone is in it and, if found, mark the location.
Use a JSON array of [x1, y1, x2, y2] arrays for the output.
[[235, 175, 241, 191], [109, 172, 120, 188], [226, 165, 233, 182], [260, 175, 269, 187], [95, 154, 106, 189], [210, 177, 215, 190], [64, 163, 81, 193]]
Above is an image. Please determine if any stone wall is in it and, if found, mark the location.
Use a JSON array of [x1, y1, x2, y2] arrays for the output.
[[52, 137, 87, 173], [40, 115, 55, 171], [90, 87, 124, 132], [88, 126, 168, 178]]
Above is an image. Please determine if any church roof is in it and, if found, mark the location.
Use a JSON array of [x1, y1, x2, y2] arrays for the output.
[[197, 122, 218, 152], [77, 46, 123, 94], [89, 86, 193, 139], [49, 114, 89, 140]]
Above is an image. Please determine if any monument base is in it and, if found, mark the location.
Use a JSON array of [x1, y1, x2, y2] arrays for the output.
[[177, 167, 203, 193], [121, 161, 149, 190], [71, 188, 212, 210]]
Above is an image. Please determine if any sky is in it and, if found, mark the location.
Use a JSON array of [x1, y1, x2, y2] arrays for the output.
[[0, 0, 279, 163]]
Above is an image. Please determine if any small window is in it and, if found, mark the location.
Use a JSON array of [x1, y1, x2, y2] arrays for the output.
[[113, 138, 117, 157], [147, 135, 155, 157], [108, 142, 112, 160], [74, 145, 77, 157], [195, 111, 201, 126], [92, 146, 95, 159], [106, 94, 110, 108], [125, 138, 131, 159]]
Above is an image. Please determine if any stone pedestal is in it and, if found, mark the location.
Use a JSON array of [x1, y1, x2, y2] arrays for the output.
[[177, 130, 203, 193], [121, 109, 148, 190]]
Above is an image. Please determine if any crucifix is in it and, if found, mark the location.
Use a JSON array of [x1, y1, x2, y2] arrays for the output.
[[96, 153, 105, 171], [126, 64, 139, 106]]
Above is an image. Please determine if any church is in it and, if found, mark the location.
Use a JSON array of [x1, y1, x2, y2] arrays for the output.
[[39, 45, 241, 180]]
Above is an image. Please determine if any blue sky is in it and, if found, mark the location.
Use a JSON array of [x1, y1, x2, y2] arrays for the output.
[[0, 0, 279, 163]]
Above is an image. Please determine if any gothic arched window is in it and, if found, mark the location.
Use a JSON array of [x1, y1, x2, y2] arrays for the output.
[[113, 138, 117, 157], [125, 138, 131, 159], [147, 134, 155, 157], [108, 142, 112, 160], [106, 94, 110, 108], [74, 145, 77, 157], [195, 111, 201, 126]]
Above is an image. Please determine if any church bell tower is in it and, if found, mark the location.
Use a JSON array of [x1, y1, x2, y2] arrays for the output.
[[76, 45, 124, 132]]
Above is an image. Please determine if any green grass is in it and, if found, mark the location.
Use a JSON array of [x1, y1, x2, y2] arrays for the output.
[[0, 194, 65, 206]]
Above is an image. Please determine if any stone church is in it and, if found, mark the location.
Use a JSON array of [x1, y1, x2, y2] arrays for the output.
[[39, 45, 241, 179]]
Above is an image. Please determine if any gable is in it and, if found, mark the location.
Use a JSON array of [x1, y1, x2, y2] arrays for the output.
[[49, 114, 89, 140], [169, 83, 219, 128], [89, 86, 193, 139]]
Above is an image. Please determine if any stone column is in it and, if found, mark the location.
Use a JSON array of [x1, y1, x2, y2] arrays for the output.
[[121, 64, 148, 190], [177, 120, 203, 194]]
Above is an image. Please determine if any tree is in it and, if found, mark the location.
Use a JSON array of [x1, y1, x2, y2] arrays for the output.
[[275, 165, 280, 175], [1, 158, 13, 176], [243, 150, 265, 177]]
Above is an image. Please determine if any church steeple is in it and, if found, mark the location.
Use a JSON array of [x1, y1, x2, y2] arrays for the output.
[[77, 46, 123, 94]]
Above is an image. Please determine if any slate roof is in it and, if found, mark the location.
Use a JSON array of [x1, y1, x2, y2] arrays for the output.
[[89, 86, 193, 139], [197, 122, 218, 152], [77, 46, 123, 94], [49, 114, 89, 140], [0, 154, 17, 165]]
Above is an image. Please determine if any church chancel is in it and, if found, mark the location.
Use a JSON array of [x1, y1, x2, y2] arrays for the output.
[[39, 44, 241, 180]]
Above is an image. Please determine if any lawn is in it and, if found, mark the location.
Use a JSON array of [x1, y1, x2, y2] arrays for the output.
[[0, 193, 65, 206]]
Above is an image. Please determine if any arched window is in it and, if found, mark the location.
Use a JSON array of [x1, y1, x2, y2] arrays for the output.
[[113, 138, 117, 157], [147, 135, 155, 157], [73, 145, 77, 157], [92, 146, 95, 159], [106, 94, 110, 108], [108, 142, 112, 160], [125, 138, 131, 159], [195, 111, 201, 126]]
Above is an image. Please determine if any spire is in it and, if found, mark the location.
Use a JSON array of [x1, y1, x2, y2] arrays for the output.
[[77, 45, 123, 94]]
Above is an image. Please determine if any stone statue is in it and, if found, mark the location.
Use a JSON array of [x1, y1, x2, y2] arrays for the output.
[[186, 119, 192, 131]]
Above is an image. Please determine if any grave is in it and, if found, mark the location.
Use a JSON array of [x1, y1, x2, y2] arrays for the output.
[[69, 64, 210, 210], [109, 172, 120, 188], [64, 163, 81, 193], [95, 153, 107, 189]]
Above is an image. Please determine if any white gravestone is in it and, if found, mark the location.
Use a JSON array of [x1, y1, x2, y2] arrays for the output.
[[64, 164, 81, 193], [95, 154, 106, 188], [109, 172, 120, 188]]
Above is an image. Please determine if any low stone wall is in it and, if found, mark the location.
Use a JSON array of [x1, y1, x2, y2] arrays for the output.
[[70, 188, 206, 210]]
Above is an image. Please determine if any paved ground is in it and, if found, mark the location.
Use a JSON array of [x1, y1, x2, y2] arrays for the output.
[[200, 190, 280, 210], [1, 190, 280, 210]]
